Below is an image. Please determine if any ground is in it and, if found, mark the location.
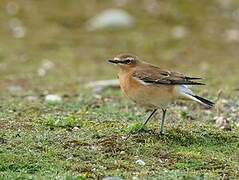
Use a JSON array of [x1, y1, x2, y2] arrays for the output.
[[0, 0, 239, 179]]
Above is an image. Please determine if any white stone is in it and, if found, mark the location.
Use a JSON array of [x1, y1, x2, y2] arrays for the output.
[[25, 96, 38, 102], [172, 26, 188, 39], [132, 177, 139, 180], [45, 94, 62, 103], [120, 151, 125, 154], [135, 159, 145, 166], [72, 127, 80, 131], [37, 59, 54, 77], [86, 9, 135, 31], [215, 116, 231, 130], [12, 26, 26, 38], [37, 68, 46, 77], [41, 60, 54, 70]]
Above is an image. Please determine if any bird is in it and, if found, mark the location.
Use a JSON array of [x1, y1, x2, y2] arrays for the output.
[[108, 53, 214, 134]]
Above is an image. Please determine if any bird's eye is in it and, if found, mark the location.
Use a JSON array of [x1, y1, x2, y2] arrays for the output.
[[124, 59, 131, 64]]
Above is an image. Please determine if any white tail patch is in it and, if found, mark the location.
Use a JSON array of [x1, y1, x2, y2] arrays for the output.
[[178, 85, 204, 104], [178, 85, 213, 108]]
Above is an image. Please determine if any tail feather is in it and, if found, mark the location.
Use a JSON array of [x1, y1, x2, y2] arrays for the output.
[[192, 95, 214, 108], [178, 85, 214, 108]]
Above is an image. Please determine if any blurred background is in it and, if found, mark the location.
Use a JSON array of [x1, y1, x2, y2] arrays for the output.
[[0, 0, 239, 94], [1, 1, 239, 179]]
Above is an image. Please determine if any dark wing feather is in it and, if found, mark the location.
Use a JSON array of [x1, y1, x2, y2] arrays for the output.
[[133, 65, 205, 85]]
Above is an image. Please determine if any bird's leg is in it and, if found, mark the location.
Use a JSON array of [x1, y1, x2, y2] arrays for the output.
[[143, 109, 158, 127], [160, 108, 167, 135], [124, 109, 157, 141], [138, 109, 158, 132]]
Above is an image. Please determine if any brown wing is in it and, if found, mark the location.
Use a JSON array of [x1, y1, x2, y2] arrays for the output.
[[132, 64, 205, 85]]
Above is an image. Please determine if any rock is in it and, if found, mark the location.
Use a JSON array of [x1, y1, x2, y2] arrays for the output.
[[172, 25, 188, 39], [215, 116, 231, 131], [45, 94, 62, 103], [132, 177, 139, 180], [25, 95, 38, 102], [121, 136, 128, 140], [41, 59, 55, 70], [102, 177, 124, 180], [72, 127, 80, 131], [86, 9, 135, 31], [135, 159, 146, 166], [37, 59, 54, 77], [120, 151, 125, 154], [12, 24, 26, 38]]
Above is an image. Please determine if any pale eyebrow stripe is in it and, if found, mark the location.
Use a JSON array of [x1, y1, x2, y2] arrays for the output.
[[114, 57, 120, 61], [126, 57, 134, 60]]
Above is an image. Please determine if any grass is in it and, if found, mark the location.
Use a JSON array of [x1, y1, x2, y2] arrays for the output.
[[0, 91, 238, 179], [0, 0, 239, 179]]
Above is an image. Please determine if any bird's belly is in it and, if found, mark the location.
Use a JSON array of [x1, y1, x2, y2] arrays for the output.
[[119, 75, 177, 108]]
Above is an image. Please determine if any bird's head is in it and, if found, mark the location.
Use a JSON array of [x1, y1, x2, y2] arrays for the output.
[[108, 53, 140, 69]]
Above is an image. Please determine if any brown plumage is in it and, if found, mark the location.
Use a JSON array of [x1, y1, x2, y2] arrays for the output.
[[132, 64, 204, 85]]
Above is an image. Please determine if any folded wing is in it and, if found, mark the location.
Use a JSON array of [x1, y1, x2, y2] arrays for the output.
[[132, 64, 205, 85]]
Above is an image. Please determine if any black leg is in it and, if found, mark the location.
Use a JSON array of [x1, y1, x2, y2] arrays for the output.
[[160, 108, 167, 135], [143, 109, 158, 127]]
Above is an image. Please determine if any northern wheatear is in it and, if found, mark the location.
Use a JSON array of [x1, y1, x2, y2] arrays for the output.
[[108, 53, 214, 134]]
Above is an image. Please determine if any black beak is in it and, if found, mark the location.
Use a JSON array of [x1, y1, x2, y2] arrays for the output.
[[108, 59, 120, 64]]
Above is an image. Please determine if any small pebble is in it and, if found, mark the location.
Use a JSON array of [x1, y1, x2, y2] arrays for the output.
[[136, 159, 145, 166], [25, 96, 38, 102], [37, 59, 54, 77], [45, 94, 62, 103], [121, 136, 127, 140], [120, 151, 125, 154], [72, 127, 80, 131], [86, 9, 135, 31], [172, 25, 188, 39], [132, 177, 139, 180], [215, 116, 231, 131]]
